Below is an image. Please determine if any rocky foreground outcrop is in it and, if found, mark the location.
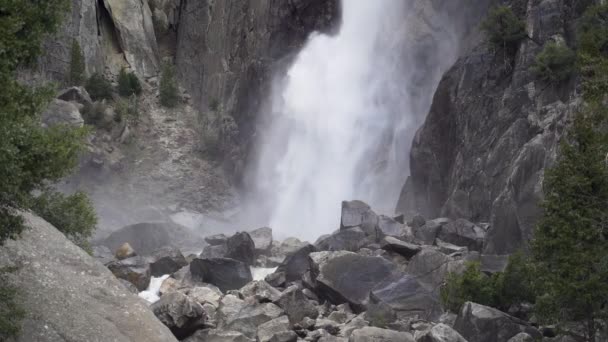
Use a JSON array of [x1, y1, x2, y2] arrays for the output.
[[0, 212, 177, 342], [89, 200, 555, 342]]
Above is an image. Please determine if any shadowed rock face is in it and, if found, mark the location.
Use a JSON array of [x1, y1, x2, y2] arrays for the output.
[[175, 0, 340, 178], [0, 212, 177, 342], [399, 0, 581, 254]]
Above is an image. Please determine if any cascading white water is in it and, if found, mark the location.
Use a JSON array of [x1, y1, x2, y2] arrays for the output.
[[252, 0, 414, 240]]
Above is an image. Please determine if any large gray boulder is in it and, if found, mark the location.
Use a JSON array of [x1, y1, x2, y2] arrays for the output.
[[257, 316, 295, 342], [240, 280, 282, 303], [437, 219, 485, 251], [249, 227, 273, 255], [224, 302, 284, 338], [377, 215, 406, 236], [349, 327, 414, 342], [0, 212, 177, 342], [415, 323, 467, 342], [381, 236, 421, 259], [57, 86, 93, 106], [454, 302, 542, 342], [413, 218, 450, 245], [309, 251, 399, 311], [275, 287, 319, 324], [275, 244, 317, 282], [151, 291, 208, 339], [101, 0, 159, 77], [41, 99, 84, 127], [106, 255, 151, 291], [226, 232, 256, 265], [101, 221, 204, 256], [150, 246, 188, 276], [316, 227, 369, 252], [190, 258, 253, 292], [183, 329, 255, 342], [406, 248, 462, 291], [370, 274, 440, 321]]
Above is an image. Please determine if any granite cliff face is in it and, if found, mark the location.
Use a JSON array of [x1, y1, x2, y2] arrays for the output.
[[175, 0, 340, 177], [398, 0, 584, 254]]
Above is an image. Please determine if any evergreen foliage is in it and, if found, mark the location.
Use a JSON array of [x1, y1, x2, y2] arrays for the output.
[[578, 3, 608, 101], [31, 191, 97, 248], [117, 68, 142, 97], [441, 253, 535, 313], [160, 62, 179, 108], [0, 0, 96, 339], [68, 39, 85, 86], [532, 41, 576, 83], [481, 5, 528, 51], [532, 103, 608, 341], [85, 73, 113, 101], [0, 268, 24, 341]]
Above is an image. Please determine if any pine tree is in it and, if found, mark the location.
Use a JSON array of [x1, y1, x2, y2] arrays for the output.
[[68, 39, 85, 86], [532, 105, 608, 342], [160, 62, 178, 107]]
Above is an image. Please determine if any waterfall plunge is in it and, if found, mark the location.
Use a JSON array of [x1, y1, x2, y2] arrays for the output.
[[251, 0, 414, 240]]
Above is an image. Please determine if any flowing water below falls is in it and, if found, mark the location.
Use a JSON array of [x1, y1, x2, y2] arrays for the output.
[[252, 0, 412, 240]]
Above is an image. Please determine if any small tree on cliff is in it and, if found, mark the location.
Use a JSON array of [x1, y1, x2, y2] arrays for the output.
[[532, 105, 608, 341], [160, 62, 178, 107], [481, 5, 527, 52], [68, 39, 85, 86]]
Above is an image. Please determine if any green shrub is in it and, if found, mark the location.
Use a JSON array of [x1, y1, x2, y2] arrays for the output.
[[481, 5, 528, 51], [68, 39, 85, 86], [209, 97, 220, 111], [117, 68, 142, 97], [85, 73, 113, 101], [441, 253, 535, 313], [115, 96, 139, 123], [0, 268, 24, 341], [82, 101, 108, 126], [578, 4, 608, 101], [0, 0, 87, 249], [31, 191, 97, 249], [532, 41, 576, 83], [160, 63, 178, 108]]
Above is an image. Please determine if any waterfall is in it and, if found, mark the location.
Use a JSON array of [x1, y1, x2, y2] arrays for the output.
[[250, 0, 418, 240]]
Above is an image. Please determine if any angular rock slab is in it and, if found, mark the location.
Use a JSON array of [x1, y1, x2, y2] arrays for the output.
[[381, 236, 421, 259], [41, 99, 84, 127], [0, 212, 177, 342], [190, 258, 253, 292], [437, 218, 485, 251], [106, 255, 151, 291], [226, 232, 256, 265], [102, 0, 159, 76], [370, 273, 441, 321], [316, 227, 368, 252], [150, 246, 188, 276], [275, 244, 317, 282], [249, 227, 273, 255], [349, 327, 414, 342], [183, 329, 254, 342], [151, 291, 207, 339], [415, 323, 467, 342], [224, 302, 284, 338], [309, 251, 399, 311], [454, 302, 542, 342]]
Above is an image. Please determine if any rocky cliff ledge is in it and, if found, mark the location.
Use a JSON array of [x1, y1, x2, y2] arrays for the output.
[[398, 0, 583, 254]]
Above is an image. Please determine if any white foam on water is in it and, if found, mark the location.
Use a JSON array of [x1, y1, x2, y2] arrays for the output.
[[251, 267, 278, 281], [138, 274, 170, 303]]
